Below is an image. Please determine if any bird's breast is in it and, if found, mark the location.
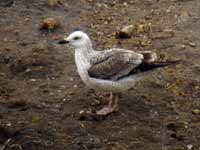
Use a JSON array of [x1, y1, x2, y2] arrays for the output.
[[75, 51, 91, 83]]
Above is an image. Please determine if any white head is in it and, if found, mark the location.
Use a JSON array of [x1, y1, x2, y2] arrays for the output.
[[59, 31, 92, 49]]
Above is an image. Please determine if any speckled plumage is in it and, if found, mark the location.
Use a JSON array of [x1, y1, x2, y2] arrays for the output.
[[59, 31, 168, 93], [75, 48, 147, 92], [59, 31, 173, 115]]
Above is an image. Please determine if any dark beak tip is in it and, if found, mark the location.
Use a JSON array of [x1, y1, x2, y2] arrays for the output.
[[58, 40, 69, 44]]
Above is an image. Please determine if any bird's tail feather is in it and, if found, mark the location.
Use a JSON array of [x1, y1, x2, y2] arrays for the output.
[[135, 60, 181, 72], [118, 59, 180, 81]]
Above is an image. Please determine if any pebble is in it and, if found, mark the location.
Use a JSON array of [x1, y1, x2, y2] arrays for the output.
[[3, 38, 8, 42], [78, 110, 104, 121], [116, 25, 134, 38], [192, 109, 200, 115], [123, 2, 128, 6], [30, 78, 37, 82], [9, 99, 27, 107], [187, 144, 193, 150], [181, 45, 186, 49], [7, 123, 11, 127], [188, 42, 196, 47], [48, 0, 62, 7], [78, 110, 90, 121]]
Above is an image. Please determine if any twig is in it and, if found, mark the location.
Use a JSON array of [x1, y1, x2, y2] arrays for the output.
[[1, 138, 11, 150], [10, 144, 23, 150], [0, 139, 23, 150]]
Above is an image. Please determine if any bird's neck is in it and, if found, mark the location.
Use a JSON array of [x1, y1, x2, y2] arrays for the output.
[[75, 42, 95, 61]]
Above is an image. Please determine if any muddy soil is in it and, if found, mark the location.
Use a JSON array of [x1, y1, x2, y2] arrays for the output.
[[0, 0, 200, 150]]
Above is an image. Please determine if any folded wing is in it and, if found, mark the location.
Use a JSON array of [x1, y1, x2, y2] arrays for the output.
[[88, 49, 144, 80]]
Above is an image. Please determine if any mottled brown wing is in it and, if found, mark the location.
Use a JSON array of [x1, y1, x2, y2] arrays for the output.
[[88, 51, 143, 80]]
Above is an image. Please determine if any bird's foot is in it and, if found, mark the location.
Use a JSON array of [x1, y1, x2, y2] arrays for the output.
[[96, 92, 119, 116], [96, 105, 118, 115]]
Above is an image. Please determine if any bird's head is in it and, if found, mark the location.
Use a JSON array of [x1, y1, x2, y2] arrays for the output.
[[58, 31, 92, 49]]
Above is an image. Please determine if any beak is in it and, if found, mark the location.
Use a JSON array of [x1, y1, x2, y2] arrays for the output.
[[58, 38, 69, 44]]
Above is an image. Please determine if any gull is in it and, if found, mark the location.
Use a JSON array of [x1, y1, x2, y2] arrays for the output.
[[59, 30, 177, 115]]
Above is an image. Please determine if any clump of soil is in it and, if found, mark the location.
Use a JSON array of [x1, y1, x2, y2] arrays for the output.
[[40, 17, 61, 30]]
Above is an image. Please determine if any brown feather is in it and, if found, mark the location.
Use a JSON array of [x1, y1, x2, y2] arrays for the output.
[[88, 51, 143, 80]]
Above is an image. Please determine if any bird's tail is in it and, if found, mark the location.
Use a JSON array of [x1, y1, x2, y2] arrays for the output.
[[135, 60, 181, 73], [130, 59, 180, 83], [134, 51, 181, 72]]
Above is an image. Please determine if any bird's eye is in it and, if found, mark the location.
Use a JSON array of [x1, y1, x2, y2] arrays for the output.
[[73, 37, 81, 40]]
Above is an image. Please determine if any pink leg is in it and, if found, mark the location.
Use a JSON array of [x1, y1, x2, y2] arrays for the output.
[[96, 93, 119, 115]]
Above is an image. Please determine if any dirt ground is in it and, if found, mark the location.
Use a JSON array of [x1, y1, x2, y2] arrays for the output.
[[0, 0, 200, 149]]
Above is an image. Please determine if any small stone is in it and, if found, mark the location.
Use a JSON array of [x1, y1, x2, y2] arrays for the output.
[[63, 2, 68, 8], [192, 109, 200, 115], [116, 25, 134, 39], [48, 0, 62, 7], [30, 78, 36, 82], [166, 8, 171, 13], [3, 38, 8, 42], [9, 99, 27, 107], [188, 42, 196, 47], [79, 110, 85, 115], [181, 45, 186, 49], [40, 17, 61, 30], [78, 109, 102, 121], [137, 24, 146, 33], [187, 144, 193, 150], [123, 2, 127, 6], [78, 110, 88, 121], [7, 123, 11, 127], [24, 18, 30, 22]]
